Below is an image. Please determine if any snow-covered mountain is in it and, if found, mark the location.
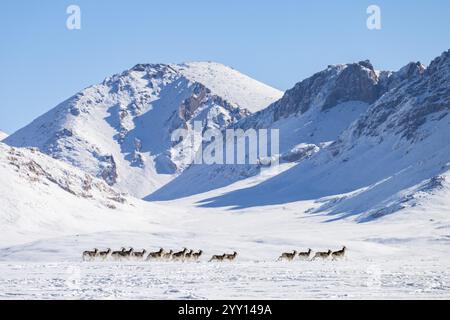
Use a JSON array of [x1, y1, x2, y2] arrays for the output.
[[192, 50, 450, 221], [0, 130, 8, 141], [150, 60, 419, 200], [4, 62, 283, 198], [4, 50, 449, 222]]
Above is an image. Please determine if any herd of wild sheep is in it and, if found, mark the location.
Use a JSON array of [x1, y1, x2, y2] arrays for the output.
[[82, 246, 346, 262], [82, 247, 236, 262], [277, 247, 346, 261]]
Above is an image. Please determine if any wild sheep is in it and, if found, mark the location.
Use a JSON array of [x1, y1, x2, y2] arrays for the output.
[[298, 248, 312, 260], [98, 248, 111, 260], [119, 247, 134, 260], [184, 249, 194, 261], [278, 250, 297, 261], [192, 250, 203, 261], [209, 254, 226, 262], [224, 251, 238, 261], [312, 249, 332, 261], [82, 248, 98, 261], [162, 250, 173, 260], [131, 249, 147, 260], [111, 247, 126, 260], [146, 248, 165, 260], [331, 246, 347, 260], [172, 248, 188, 261]]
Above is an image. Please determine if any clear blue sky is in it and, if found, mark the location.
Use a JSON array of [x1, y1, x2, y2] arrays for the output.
[[1, 0, 449, 133]]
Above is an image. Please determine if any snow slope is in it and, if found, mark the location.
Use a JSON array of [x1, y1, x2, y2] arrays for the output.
[[193, 50, 450, 222], [0, 131, 7, 141], [0, 142, 176, 245], [4, 63, 282, 198], [2, 162, 450, 299]]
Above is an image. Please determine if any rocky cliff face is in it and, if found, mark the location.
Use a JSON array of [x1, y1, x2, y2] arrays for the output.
[[238, 61, 381, 129], [338, 49, 450, 150], [378, 62, 425, 93], [238, 59, 428, 132]]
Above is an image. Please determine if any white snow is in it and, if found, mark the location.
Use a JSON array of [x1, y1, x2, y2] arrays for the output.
[[173, 62, 283, 113], [1, 164, 450, 298], [1, 261, 449, 299], [0, 130, 7, 141]]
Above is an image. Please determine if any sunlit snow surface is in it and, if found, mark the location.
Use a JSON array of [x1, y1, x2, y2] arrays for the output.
[[0, 131, 7, 141], [1, 261, 449, 299]]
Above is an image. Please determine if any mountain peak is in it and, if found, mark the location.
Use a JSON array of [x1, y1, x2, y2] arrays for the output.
[[170, 61, 283, 113], [427, 49, 450, 76], [340, 49, 449, 145], [357, 59, 374, 70], [268, 59, 380, 121], [111, 61, 283, 113], [130, 63, 171, 71], [5, 61, 282, 197]]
